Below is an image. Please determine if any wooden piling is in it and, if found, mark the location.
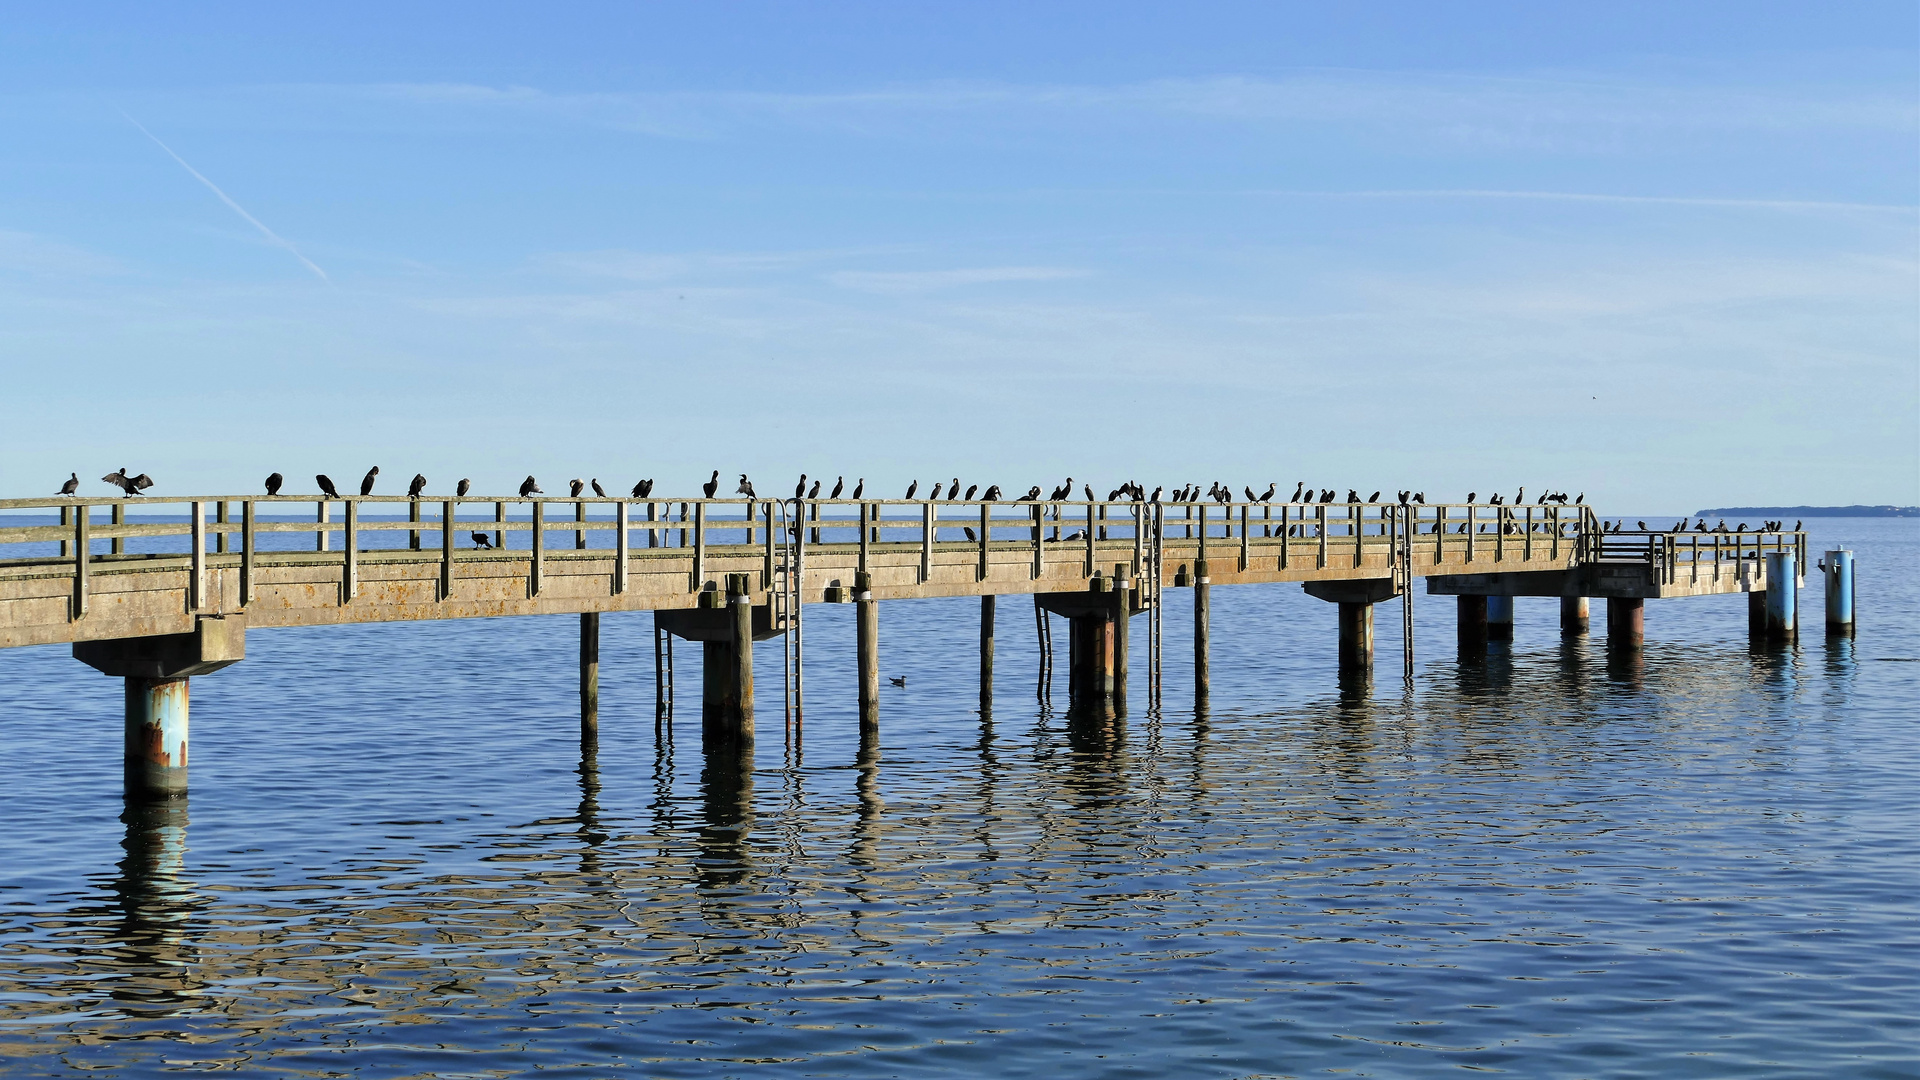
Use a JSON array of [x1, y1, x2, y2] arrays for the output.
[[1560, 596, 1589, 635], [980, 594, 995, 713], [1457, 595, 1488, 647], [856, 570, 878, 728], [1607, 597, 1645, 647], [580, 612, 600, 740], [1194, 557, 1210, 701], [1487, 595, 1514, 641], [1338, 601, 1374, 674]]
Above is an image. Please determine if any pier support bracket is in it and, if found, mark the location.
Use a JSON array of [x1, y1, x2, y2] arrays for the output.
[[72, 616, 246, 799]]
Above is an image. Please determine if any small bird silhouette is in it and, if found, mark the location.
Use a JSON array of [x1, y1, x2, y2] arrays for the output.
[[904, 480, 918, 500], [888, 675, 907, 688], [852, 478, 865, 499], [965, 484, 979, 500], [702, 471, 720, 498], [632, 479, 654, 498], [737, 475, 757, 498], [519, 476, 542, 497], [264, 472, 283, 496], [102, 469, 153, 495], [591, 479, 606, 498], [1150, 486, 1163, 502], [930, 482, 944, 500], [470, 531, 493, 549], [808, 479, 821, 498], [1466, 492, 1477, 504], [1637, 520, 1648, 531], [795, 474, 808, 499], [457, 478, 471, 497], [317, 474, 341, 498], [409, 474, 428, 498], [983, 485, 1002, 500], [831, 476, 845, 499], [360, 467, 379, 496], [569, 479, 585, 498], [964, 526, 977, 541], [58, 472, 79, 495]]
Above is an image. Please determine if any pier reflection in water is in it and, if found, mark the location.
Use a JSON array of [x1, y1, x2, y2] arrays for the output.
[[0, 520, 1912, 1076]]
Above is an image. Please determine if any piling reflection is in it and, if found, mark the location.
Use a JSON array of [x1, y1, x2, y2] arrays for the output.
[[576, 741, 607, 879], [105, 798, 204, 1016], [697, 737, 755, 893]]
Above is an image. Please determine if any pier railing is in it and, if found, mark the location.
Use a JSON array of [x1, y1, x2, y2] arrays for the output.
[[1597, 529, 1809, 587]]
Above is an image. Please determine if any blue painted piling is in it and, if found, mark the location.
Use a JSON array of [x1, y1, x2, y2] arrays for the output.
[[1487, 595, 1514, 640], [1764, 551, 1796, 641], [1823, 550, 1854, 635]]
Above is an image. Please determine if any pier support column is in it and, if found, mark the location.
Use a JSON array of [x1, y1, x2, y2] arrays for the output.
[[696, 574, 755, 748], [1193, 559, 1210, 703], [1039, 574, 1132, 721], [1560, 596, 1589, 635], [580, 612, 600, 741], [1337, 601, 1375, 674], [1487, 595, 1514, 641], [1457, 595, 1488, 649], [1606, 598, 1644, 647], [73, 617, 245, 800], [1765, 552, 1797, 641], [980, 594, 995, 714], [1747, 590, 1767, 638], [124, 678, 190, 797], [1824, 550, 1854, 636], [857, 571, 879, 728]]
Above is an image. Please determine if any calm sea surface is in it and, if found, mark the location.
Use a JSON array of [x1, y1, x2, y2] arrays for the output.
[[1, 518, 1915, 1078]]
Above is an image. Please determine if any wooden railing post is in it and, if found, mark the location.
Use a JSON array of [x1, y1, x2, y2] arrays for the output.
[[111, 503, 126, 555], [693, 502, 706, 590], [215, 500, 229, 554], [615, 501, 629, 595], [440, 499, 455, 600], [978, 502, 990, 582], [343, 499, 358, 603], [922, 501, 934, 583], [241, 499, 256, 606], [1239, 504, 1249, 572], [71, 504, 89, 619], [318, 500, 330, 552], [531, 500, 545, 597]]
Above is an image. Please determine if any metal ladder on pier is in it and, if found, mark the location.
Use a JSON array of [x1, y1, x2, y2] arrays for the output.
[[1394, 503, 1414, 683], [1144, 501, 1165, 709], [773, 499, 804, 730]]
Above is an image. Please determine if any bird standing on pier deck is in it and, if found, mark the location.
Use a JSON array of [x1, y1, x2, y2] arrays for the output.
[[569, 479, 585, 498], [317, 474, 340, 498], [264, 473, 282, 496], [831, 477, 845, 499], [470, 531, 492, 549], [737, 475, 757, 498], [57, 473, 79, 495], [409, 474, 427, 498], [904, 480, 918, 499], [632, 479, 653, 498], [591, 479, 606, 498], [458, 478, 471, 497], [360, 467, 379, 496], [702, 471, 720, 498], [520, 476, 542, 497]]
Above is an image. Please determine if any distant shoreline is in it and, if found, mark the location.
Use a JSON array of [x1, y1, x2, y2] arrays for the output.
[[1691, 505, 1918, 518]]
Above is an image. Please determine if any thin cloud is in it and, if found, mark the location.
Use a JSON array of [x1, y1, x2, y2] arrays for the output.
[[829, 266, 1087, 293], [1308, 188, 1916, 214], [120, 110, 330, 281]]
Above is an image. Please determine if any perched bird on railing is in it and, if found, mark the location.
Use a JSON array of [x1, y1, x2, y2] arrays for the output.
[[1515, 487, 1525, 504], [1049, 478, 1073, 501], [949, 478, 960, 501], [983, 484, 1001, 500], [1290, 482, 1304, 502], [264, 472, 283, 496], [1084, 483, 1096, 502], [1794, 520, 1802, 531], [1736, 523, 1747, 532], [470, 531, 492, 549], [794, 474, 808, 499], [1346, 489, 1359, 503], [1637, 521, 1647, 531], [1243, 485, 1257, 502], [569, 479, 585, 498], [930, 482, 944, 500], [1414, 492, 1425, 503], [591, 479, 607, 498], [520, 476, 542, 497], [409, 474, 428, 498], [964, 527, 977, 541], [702, 471, 720, 498], [737, 475, 756, 498], [904, 480, 918, 499], [57, 472, 79, 495], [965, 483, 979, 500], [458, 478, 471, 497], [808, 479, 821, 498], [1368, 491, 1380, 503], [1020, 485, 1042, 501], [631, 478, 653, 498], [1150, 486, 1163, 502], [1574, 493, 1584, 504], [360, 467, 379, 496], [317, 474, 341, 498], [852, 478, 865, 499], [1695, 520, 1708, 531], [103, 469, 154, 495], [831, 476, 845, 499]]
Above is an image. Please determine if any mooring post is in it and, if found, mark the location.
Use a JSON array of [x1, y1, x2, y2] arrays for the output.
[[580, 612, 600, 740], [125, 678, 189, 798], [1606, 597, 1645, 647], [1457, 595, 1488, 648], [1824, 549, 1854, 636], [1487, 595, 1514, 641], [1560, 596, 1589, 635], [1338, 601, 1375, 675], [699, 573, 755, 747], [1193, 557, 1210, 701], [729, 572, 754, 726], [1764, 551, 1796, 641], [856, 570, 879, 728], [980, 594, 995, 713]]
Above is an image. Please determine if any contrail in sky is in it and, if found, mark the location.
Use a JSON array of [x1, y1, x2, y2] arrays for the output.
[[120, 111, 330, 281]]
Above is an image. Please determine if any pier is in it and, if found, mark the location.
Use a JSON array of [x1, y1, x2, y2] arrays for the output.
[[0, 490, 1827, 797]]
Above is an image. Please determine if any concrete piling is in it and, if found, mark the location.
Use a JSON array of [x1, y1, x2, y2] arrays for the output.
[[1337, 601, 1375, 674], [1487, 595, 1514, 641], [1560, 596, 1589, 635], [124, 678, 189, 798], [1457, 595, 1488, 648], [1824, 549, 1854, 635], [1606, 597, 1645, 647], [1764, 552, 1796, 641], [857, 570, 879, 728]]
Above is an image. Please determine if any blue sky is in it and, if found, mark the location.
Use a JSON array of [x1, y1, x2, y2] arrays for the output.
[[2, 2, 1914, 510]]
